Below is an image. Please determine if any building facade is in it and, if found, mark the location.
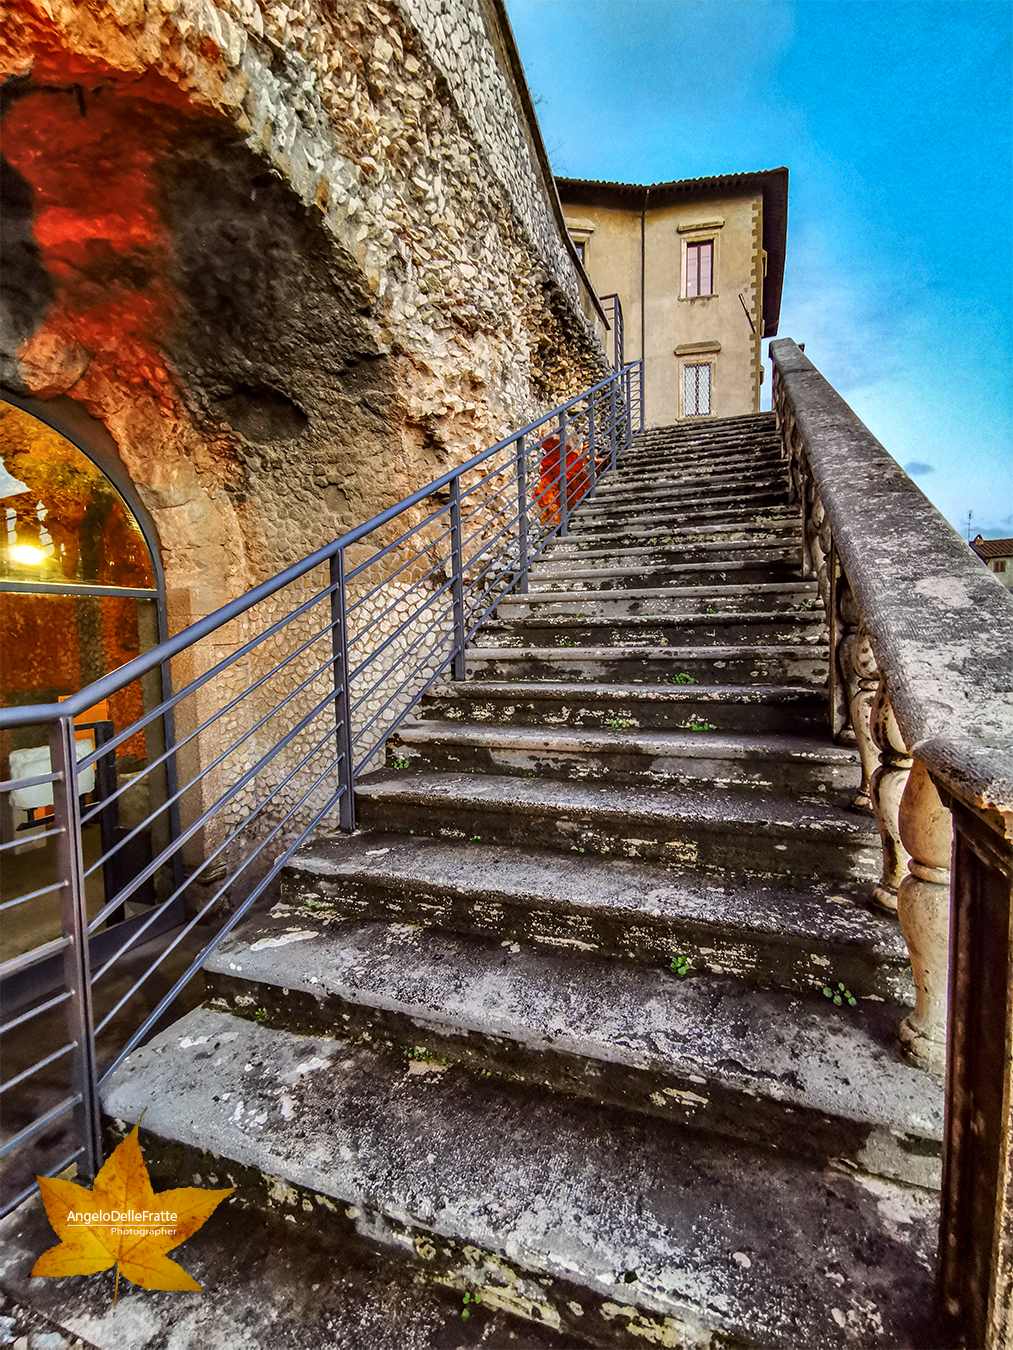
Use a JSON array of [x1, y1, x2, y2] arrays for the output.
[[558, 170, 788, 427], [971, 535, 1013, 590]]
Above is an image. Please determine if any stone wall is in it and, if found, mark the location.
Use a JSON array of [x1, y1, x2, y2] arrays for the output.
[[1, 0, 611, 881], [1, 0, 608, 632]]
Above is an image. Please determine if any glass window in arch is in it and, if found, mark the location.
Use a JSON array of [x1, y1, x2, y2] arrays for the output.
[[0, 400, 155, 590]]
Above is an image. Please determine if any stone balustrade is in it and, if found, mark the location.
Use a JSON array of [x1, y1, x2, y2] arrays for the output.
[[771, 337, 1013, 1350]]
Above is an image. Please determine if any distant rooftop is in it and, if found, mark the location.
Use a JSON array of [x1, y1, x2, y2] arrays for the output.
[[971, 535, 1013, 560], [556, 168, 788, 337]]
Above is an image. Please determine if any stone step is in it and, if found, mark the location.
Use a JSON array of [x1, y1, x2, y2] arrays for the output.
[[628, 419, 777, 455], [537, 536, 798, 567], [524, 559, 805, 592], [570, 488, 791, 530], [101, 1006, 940, 1350], [543, 518, 799, 556], [476, 611, 826, 650], [497, 582, 819, 619], [548, 501, 798, 541], [554, 506, 797, 539], [464, 643, 827, 685], [280, 834, 908, 999], [421, 679, 829, 735], [203, 914, 941, 1188], [546, 522, 800, 556], [616, 444, 781, 476], [590, 464, 786, 506], [389, 721, 856, 799], [352, 772, 880, 879], [0, 1187, 578, 1350], [281, 833, 908, 999]]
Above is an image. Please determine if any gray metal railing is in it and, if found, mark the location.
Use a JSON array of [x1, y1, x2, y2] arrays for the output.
[[771, 337, 1013, 1350], [600, 294, 625, 372], [0, 362, 643, 1215]]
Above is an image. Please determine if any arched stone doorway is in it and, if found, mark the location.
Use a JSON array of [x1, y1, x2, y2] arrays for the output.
[[0, 393, 178, 982]]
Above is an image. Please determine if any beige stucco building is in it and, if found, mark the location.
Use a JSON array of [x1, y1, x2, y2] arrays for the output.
[[558, 170, 788, 427]]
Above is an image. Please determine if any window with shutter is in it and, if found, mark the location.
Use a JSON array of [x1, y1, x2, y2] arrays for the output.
[[686, 240, 714, 297]]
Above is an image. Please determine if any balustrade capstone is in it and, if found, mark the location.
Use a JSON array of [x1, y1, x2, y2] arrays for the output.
[[771, 336, 1013, 1349]]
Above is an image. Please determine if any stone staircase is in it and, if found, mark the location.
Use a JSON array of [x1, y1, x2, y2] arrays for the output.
[[99, 413, 945, 1348]]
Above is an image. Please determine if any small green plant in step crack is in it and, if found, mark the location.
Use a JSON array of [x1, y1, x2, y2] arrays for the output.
[[405, 1046, 446, 1065], [669, 955, 691, 978], [254, 1007, 268, 1022], [663, 672, 695, 685], [388, 755, 411, 770], [687, 718, 714, 731], [605, 716, 634, 729], [823, 982, 857, 1008], [461, 1290, 483, 1319]]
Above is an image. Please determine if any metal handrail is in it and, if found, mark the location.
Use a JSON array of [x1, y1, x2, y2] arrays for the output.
[[0, 366, 639, 732], [0, 361, 644, 1213]]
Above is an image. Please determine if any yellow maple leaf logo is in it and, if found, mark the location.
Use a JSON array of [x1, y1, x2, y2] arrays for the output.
[[31, 1121, 233, 1302]]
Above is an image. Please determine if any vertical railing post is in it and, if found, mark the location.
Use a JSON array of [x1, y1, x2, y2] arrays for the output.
[[625, 366, 633, 452], [515, 434, 529, 595], [557, 411, 568, 537], [609, 376, 618, 470], [50, 716, 102, 1179], [638, 361, 644, 431], [329, 548, 355, 831], [449, 475, 467, 679], [587, 392, 597, 500]]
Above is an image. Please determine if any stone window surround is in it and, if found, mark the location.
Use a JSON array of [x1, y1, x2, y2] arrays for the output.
[[679, 220, 724, 301], [678, 346, 719, 419], [564, 218, 595, 265]]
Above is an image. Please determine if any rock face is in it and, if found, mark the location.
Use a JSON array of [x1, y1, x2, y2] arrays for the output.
[[83, 414, 945, 1348], [1, 0, 606, 627]]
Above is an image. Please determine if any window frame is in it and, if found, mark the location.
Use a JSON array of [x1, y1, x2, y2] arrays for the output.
[[681, 361, 714, 418]]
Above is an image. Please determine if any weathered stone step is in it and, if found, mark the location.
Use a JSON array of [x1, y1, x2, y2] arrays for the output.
[[525, 559, 804, 592], [536, 538, 798, 570], [628, 419, 776, 454], [0, 1187, 578, 1350], [476, 612, 825, 650], [571, 487, 790, 530], [280, 833, 908, 999], [102, 1007, 940, 1350], [389, 721, 855, 799], [590, 463, 786, 505], [204, 914, 941, 1188], [422, 679, 829, 734], [546, 519, 799, 554], [552, 501, 798, 541], [464, 643, 827, 685], [617, 443, 781, 475], [498, 581, 819, 619], [546, 515, 799, 554], [353, 772, 880, 879]]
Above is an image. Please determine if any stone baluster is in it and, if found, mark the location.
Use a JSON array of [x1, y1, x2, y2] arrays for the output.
[[869, 679, 913, 913], [835, 583, 879, 809], [896, 759, 953, 1075]]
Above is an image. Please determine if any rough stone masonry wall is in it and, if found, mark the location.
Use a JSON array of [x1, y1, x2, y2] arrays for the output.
[[1, 0, 608, 866], [1, 0, 606, 626]]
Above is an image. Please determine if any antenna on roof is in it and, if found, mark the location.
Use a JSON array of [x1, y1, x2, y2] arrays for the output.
[[967, 510, 973, 542]]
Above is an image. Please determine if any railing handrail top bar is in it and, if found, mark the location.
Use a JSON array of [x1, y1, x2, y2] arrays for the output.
[[0, 364, 642, 730], [770, 337, 1013, 816]]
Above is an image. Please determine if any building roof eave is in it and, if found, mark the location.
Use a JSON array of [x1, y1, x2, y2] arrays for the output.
[[556, 168, 789, 336]]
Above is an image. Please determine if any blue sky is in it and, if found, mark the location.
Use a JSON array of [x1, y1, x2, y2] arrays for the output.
[[504, 0, 1013, 540]]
